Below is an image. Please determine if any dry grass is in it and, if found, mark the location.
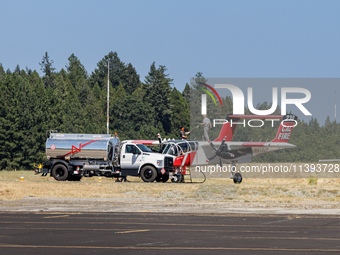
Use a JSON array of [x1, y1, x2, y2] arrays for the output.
[[1, 170, 340, 202]]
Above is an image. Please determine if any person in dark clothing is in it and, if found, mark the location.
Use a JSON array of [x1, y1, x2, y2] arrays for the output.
[[179, 126, 190, 140]]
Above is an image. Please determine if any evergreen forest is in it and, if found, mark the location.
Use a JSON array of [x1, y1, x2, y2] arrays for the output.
[[0, 52, 339, 170]]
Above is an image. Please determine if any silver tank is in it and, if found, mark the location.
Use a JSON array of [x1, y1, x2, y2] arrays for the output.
[[46, 133, 120, 160]]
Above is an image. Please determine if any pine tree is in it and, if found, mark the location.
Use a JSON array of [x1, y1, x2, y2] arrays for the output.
[[144, 62, 173, 134], [0, 75, 12, 169], [182, 83, 191, 105], [16, 72, 35, 168], [14, 64, 20, 74], [0, 73, 26, 169], [84, 83, 106, 134], [125, 63, 141, 94], [28, 72, 49, 165], [170, 87, 190, 138], [26, 66, 32, 76], [57, 70, 84, 133], [39, 52, 56, 89], [66, 53, 88, 86], [66, 54, 90, 108], [0, 64, 6, 81], [90, 51, 127, 90], [188, 72, 208, 139]]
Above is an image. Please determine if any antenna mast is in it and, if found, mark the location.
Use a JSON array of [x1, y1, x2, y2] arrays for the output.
[[107, 60, 110, 134]]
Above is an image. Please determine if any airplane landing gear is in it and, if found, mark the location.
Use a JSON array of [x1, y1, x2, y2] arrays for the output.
[[230, 162, 242, 184], [233, 173, 242, 184], [171, 174, 184, 183]]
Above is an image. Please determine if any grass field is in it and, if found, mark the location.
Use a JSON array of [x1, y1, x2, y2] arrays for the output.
[[1, 170, 340, 203]]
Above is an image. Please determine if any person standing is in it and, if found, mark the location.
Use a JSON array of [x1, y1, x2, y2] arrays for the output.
[[179, 126, 190, 140], [201, 115, 211, 141]]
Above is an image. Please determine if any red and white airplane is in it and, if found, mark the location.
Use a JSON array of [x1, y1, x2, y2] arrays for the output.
[[130, 114, 297, 183]]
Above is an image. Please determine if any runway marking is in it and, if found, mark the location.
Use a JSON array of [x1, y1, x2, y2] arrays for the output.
[[115, 229, 150, 234], [0, 227, 298, 233], [1, 221, 340, 229], [2, 228, 338, 241], [1, 244, 340, 252], [43, 215, 69, 218], [138, 210, 158, 212], [1, 213, 339, 221]]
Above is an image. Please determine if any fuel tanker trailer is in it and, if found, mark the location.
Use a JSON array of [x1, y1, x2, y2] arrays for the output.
[[35, 131, 174, 182]]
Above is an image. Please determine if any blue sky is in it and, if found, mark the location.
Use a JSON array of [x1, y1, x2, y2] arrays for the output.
[[1, 0, 339, 122]]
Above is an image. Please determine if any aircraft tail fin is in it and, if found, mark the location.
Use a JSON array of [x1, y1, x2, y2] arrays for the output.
[[213, 120, 237, 142], [271, 115, 298, 143]]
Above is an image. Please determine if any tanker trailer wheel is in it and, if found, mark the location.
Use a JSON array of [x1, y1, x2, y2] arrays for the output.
[[51, 164, 69, 181], [155, 173, 169, 183], [140, 166, 157, 182], [161, 173, 169, 183]]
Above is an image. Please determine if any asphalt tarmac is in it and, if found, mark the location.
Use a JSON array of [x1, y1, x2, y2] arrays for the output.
[[0, 212, 340, 254]]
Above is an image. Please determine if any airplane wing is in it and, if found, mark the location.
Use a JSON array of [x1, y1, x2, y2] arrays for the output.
[[192, 114, 298, 166], [192, 140, 296, 166], [130, 140, 160, 145], [130, 133, 164, 146]]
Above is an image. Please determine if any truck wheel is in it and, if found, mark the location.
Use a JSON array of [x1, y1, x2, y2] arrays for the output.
[[140, 166, 157, 182], [51, 164, 69, 181]]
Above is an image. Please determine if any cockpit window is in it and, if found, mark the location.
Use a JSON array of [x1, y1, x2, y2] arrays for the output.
[[189, 141, 197, 151], [162, 144, 170, 154], [136, 144, 153, 152], [178, 142, 189, 153], [167, 144, 179, 156]]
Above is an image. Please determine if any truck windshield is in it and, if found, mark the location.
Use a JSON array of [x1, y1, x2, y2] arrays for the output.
[[136, 144, 153, 152]]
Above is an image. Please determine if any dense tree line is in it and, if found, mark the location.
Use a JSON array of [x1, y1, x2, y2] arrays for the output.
[[0, 52, 338, 169], [0, 52, 189, 169]]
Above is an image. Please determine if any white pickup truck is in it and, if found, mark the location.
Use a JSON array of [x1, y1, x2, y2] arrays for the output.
[[115, 141, 174, 182]]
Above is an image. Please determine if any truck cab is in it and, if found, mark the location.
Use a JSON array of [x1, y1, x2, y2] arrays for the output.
[[117, 141, 174, 182]]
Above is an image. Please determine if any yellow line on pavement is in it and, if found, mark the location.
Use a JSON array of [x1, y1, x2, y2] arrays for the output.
[[43, 215, 69, 218], [115, 229, 150, 234]]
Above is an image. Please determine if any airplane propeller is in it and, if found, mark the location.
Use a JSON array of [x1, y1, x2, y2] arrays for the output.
[[207, 138, 235, 168]]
